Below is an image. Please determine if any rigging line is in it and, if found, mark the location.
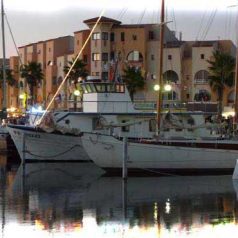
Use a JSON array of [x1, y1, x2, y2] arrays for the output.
[[37, 8, 106, 126], [201, 8, 217, 41], [199, 9, 215, 40], [195, 10, 207, 41], [117, 8, 128, 20], [4, 13, 23, 66], [171, 7, 177, 34], [137, 8, 147, 24]]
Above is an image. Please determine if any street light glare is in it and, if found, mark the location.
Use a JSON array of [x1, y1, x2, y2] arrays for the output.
[[164, 84, 172, 92], [154, 84, 160, 91]]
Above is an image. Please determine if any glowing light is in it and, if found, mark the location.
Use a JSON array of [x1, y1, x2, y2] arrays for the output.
[[74, 89, 81, 96], [154, 84, 160, 91], [164, 84, 172, 92]]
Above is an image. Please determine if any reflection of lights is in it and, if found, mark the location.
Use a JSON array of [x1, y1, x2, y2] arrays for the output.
[[154, 202, 158, 220], [165, 198, 171, 214]]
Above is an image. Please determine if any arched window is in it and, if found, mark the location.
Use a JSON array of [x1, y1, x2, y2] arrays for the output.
[[163, 91, 177, 100], [127, 51, 143, 62], [163, 70, 179, 83], [194, 70, 209, 84], [194, 89, 211, 101]]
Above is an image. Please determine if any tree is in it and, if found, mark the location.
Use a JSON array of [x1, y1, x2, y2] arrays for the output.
[[0, 68, 16, 86], [64, 58, 88, 110], [207, 50, 235, 115], [122, 65, 145, 101], [20, 62, 44, 105]]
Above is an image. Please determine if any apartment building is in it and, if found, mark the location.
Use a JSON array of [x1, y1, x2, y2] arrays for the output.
[[2, 16, 236, 113], [17, 36, 74, 111]]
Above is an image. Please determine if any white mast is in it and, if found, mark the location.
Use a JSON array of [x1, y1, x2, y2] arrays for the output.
[[1, 0, 6, 114]]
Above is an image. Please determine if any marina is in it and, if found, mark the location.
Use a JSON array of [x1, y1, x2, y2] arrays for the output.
[[2, 0, 238, 237]]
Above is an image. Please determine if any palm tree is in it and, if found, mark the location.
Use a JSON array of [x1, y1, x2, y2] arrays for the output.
[[64, 58, 88, 110], [20, 62, 44, 105], [207, 50, 235, 115], [0, 69, 16, 86], [122, 65, 145, 101]]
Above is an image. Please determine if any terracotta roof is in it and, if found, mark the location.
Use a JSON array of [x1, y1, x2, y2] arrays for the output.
[[83, 16, 121, 25], [74, 29, 90, 34]]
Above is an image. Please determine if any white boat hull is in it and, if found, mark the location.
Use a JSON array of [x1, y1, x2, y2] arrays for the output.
[[7, 125, 90, 162], [82, 133, 238, 174]]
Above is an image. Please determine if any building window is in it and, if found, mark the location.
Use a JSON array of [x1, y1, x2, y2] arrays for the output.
[[102, 72, 108, 81], [151, 54, 155, 60], [151, 74, 156, 80], [121, 120, 130, 132], [200, 54, 205, 59], [102, 32, 108, 40], [47, 60, 52, 66], [92, 72, 100, 76], [83, 55, 88, 63], [77, 40, 79, 45], [149, 31, 154, 40], [37, 49, 41, 54], [52, 76, 57, 85], [110, 32, 115, 42], [121, 32, 125, 41], [48, 48, 51, 52], [132, 35, 137, 40], [92, 53, 100, 61], [168, 55, 172, 60], [110, 51, 115, 61], [102, 53, 109, 61], [186, 93, 190, 99], [92, 32, 100, 40]]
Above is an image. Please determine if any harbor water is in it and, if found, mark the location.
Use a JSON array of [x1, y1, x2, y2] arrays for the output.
[[0, 152, 238, 238]]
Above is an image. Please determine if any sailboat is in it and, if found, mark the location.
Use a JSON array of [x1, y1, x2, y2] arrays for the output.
[[80, 0, 238, 175]]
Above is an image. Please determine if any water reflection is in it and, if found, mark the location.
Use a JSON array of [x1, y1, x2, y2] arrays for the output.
[[1, 162, 238, 238]]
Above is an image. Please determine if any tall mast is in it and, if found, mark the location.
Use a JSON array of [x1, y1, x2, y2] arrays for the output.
[[1, 0, 6, 113], [234, 44, 238, 124], [156, 0, 165, 135]]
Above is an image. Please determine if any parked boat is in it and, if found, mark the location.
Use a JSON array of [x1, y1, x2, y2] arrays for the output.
[[82, 132, 238, 175], [7, 82, 156, 162]]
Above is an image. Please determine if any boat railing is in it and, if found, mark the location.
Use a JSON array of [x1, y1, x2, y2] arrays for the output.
[[66, 100, 218, 113]]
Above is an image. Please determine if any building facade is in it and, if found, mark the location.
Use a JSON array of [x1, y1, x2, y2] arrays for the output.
[[2, 16, 237, 114]]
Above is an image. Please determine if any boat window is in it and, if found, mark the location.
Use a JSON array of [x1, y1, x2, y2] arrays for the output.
[[92, 117, 104, 130], [81, 85, 87, 93], [121, 120, 130, 132], [95, 84, 106, 93], [107, 84, 116, 93], [116, 84, 125, 93], [85, 84, 93, 93], [149, 119, 156, 132], [90, 84, 96, 93]]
